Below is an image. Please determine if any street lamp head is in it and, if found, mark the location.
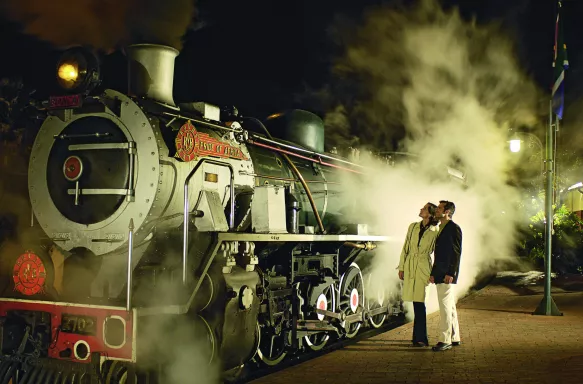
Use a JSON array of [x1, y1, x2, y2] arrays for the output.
[[509, 139, 521, 153]]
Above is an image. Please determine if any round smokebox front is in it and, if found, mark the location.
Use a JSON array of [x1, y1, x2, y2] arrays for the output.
[[47, 117, 130, 225]]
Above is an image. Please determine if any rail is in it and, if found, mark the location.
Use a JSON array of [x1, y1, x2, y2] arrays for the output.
[[183, 159, 235, 285]]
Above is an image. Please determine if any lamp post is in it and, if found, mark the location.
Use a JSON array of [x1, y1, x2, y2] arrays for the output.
[[508, 132, 544, 175], [508, 124, 562, 316], [533, 101, 562, 316]]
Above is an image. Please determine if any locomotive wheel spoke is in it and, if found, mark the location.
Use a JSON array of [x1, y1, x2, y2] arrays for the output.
[[366, 273, 387, 328], [196, 314, 217, 366], [339, 265, 364, 338], [304, 283, 335, 351], [255, 323, 288, 366]]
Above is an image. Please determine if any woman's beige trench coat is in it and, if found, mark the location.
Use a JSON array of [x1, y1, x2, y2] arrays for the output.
[[397, 221, 438, 302]]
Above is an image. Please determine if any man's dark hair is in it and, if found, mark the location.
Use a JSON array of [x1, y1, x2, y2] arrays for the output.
[[440, 200, 456, 217]]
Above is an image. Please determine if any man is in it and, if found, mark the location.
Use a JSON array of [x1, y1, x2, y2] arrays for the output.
[[430, 200, 462, 352]]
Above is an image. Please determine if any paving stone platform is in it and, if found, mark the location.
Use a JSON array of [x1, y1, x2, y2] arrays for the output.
[[250, 272, 583, 384]]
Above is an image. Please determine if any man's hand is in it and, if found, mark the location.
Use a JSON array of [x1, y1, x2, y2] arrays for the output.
[[398, 270, 404, 280], [444, 275, 454, 284], [429, 276, 435, 284]]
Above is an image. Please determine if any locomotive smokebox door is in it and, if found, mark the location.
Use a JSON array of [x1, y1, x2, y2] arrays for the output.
[[251, 185, 287, 233]]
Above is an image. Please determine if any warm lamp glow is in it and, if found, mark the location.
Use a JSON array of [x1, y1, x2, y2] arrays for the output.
[[58, 63, 79, 83], [509, 139, 521, 153]]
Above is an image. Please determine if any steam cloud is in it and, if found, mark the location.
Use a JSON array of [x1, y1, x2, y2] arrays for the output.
[[0, 0, 196, 51], [328, 0, 542, 317], [138, 288, 220, 384]]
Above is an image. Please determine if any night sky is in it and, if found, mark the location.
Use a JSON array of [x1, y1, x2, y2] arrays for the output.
[[1, 0, 582, 124]]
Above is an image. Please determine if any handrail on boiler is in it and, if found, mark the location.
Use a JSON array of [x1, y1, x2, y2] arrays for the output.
[[183, 159, 235, 285]]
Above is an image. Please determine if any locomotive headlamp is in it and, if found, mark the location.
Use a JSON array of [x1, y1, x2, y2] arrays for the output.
[[58, 63, 79, 83], [55, 47, 101, 93]]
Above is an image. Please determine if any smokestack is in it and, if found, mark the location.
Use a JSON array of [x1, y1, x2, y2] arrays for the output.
[[127, 44, 178, 106]]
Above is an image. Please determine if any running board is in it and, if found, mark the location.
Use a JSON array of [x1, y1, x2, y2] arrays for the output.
[[218, 233, 390, 242]]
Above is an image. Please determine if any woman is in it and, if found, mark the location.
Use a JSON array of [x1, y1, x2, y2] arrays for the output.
[[397, 202, 439, 347]]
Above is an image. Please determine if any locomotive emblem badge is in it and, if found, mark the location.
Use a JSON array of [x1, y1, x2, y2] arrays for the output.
[[13, 251, 47, 296], [175, 120, 248, 162]]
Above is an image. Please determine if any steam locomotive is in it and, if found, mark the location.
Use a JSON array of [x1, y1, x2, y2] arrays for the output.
[[0, 44, 403, 383]]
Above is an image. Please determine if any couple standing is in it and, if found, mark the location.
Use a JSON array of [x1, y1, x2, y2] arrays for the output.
[[397, 201, 462, 352]]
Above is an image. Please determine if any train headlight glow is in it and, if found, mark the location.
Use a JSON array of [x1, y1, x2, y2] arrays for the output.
[[58, 63, 79, 83], [55, 47, 101, 93]]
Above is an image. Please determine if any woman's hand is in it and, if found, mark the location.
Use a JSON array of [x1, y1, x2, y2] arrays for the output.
[[398, 270, 404, 280]]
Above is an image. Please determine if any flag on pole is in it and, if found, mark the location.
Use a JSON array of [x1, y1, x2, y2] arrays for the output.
[[552, 0, 569, 120]]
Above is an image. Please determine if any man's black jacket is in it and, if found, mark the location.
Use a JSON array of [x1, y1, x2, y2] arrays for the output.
[[431, 220, 462, 284]]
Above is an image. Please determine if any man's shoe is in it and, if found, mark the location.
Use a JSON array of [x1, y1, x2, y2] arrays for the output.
[[432, 342, 452, 352], [412, 341, 427, 347], [452, 341, 461, 346]]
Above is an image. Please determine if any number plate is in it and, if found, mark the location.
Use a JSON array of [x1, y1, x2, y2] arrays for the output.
[[49, 95, 83, 109], [61, 313, 97, 335]]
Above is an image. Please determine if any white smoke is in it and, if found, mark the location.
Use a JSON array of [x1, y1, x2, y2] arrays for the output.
[[328, 0, 541, 318], [0, 0, 197, 52], [137, 310, 220, 384]]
